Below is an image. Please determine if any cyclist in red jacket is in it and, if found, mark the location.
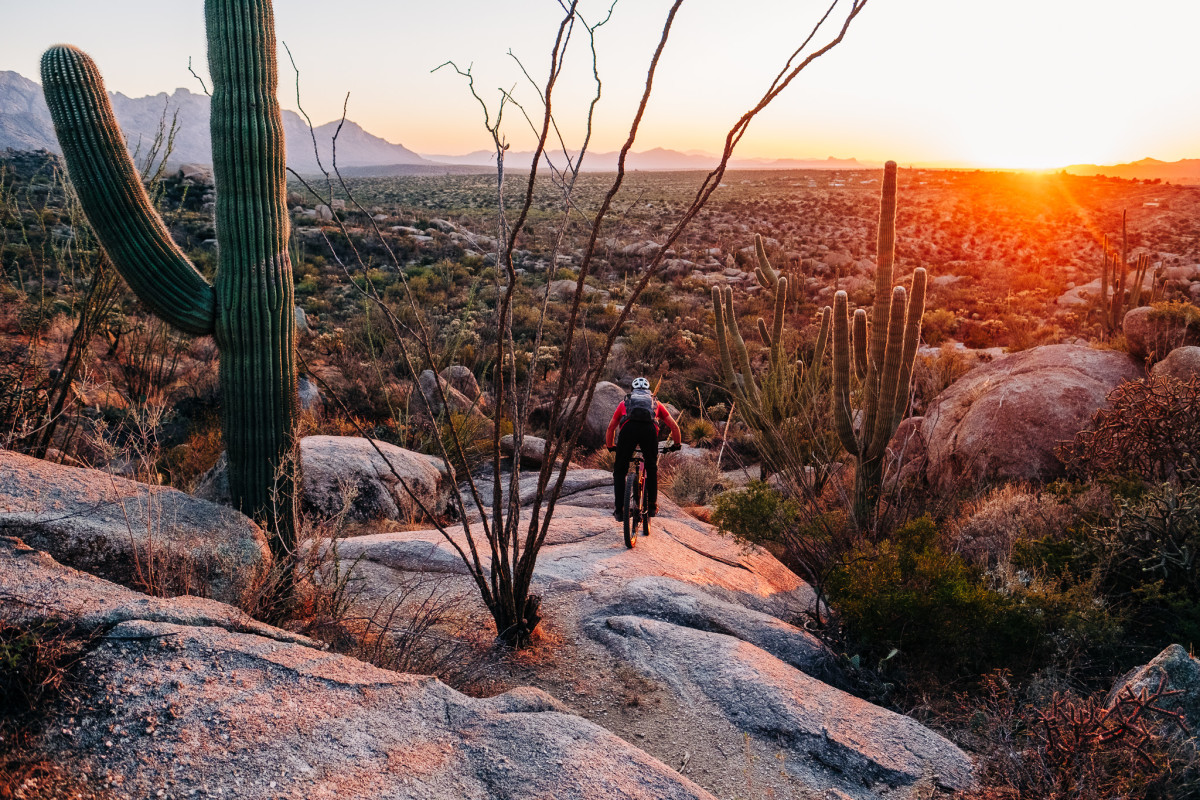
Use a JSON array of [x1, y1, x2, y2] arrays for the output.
[[605, 377, 682, 522]]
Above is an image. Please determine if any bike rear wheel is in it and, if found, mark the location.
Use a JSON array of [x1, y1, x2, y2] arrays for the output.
[[623, 470, 639, 549]]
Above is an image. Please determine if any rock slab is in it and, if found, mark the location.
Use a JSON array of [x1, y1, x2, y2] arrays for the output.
[[3, 538, 713, 800], [0, 450, 268, 603]]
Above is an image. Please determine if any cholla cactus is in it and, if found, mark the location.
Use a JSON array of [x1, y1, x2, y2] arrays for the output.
[[41, 0, 299, 558], [831, 161, 926, 523]]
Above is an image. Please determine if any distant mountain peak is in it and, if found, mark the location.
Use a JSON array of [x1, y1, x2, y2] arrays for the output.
[[0, 69, 431, 173]]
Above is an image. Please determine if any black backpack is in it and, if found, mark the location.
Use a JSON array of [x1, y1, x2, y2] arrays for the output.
[[624, 388, 656, 424]]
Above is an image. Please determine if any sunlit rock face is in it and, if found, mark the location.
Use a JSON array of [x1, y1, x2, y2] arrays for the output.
[[904, 344, 1144, 491]]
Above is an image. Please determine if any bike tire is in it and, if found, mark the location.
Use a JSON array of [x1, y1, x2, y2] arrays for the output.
[[642, 504, 651, 538], [623, 474, 637, 548]]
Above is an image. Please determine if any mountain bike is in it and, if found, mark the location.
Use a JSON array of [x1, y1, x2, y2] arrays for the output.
[[623, 442, 680, 549]]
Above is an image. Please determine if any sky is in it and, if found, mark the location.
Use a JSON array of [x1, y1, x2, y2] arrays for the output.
[[1, 0, 1197, 169]]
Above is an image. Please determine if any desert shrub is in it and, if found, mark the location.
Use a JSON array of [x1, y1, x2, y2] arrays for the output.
[[684, 415, 717, 446], [0, 618, 95, 737], [962, 669, 1199, 800], [910, 344, 975, 414], [1060, 375, 1200, 484], [712, 480, 799, 547], [1005, 480, 1200, 665], [953, 483, 1113, 566], [161, 419, 224, 491], [666, 456, 723, 506], [713, 481, 853, 610], [827, 517, 1044, 681], [1093, 483, 1200, 650], [922, 308, 958, 346]]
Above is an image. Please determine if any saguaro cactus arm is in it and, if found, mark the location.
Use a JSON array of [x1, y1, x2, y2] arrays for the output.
[[831, 290, 859, 456], [754, 233, 781, 289], [41, 46, 216, 336]]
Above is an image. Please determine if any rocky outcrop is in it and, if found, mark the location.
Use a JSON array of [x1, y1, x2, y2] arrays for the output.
[[335, 478, 975, 799], [197, 436, 454, 523], [1150, 345, 1200, 382], [2, 538, 712, 800], [0, 536, 306, 645], [439, 365, 481, 400], [597, 616, 974, 794], [0, 450, 269, 603], [501, 433, 554, 468], [1124, 305, 1200, 362], [904, 345, 1144, 491], [1108, 644, 1200, 741]]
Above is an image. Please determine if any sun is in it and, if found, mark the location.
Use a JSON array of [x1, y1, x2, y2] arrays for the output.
[[960, 130, 1085, 171], [950, 106, 1120, 171]]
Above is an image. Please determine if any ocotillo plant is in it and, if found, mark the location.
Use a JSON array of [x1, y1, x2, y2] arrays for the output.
[[831, 161, 926, 524], [712, 235, 833, 497], [41, 0, 300, 561]]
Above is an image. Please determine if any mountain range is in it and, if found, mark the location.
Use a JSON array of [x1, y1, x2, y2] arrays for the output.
[[6, 69, 1195, 180], [0, 69, 432, 174], [1063, 157, 1200, 184], [0, 69, 870, 175]]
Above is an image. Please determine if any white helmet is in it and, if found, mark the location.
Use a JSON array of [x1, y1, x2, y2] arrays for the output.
[[632, 377, 650, 390]]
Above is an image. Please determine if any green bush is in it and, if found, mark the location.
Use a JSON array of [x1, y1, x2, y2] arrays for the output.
[[826, 517, 1044, 681], [711, 480, 798, 547]]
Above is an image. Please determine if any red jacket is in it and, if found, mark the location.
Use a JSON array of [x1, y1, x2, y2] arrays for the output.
[[605, 399, 682, 449]]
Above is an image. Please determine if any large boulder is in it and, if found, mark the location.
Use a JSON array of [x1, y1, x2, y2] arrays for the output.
[[416, 369, 486, 418], [574, 381, 627, 447], [1150, 345, 1200, 382], [1108, 644, 1200, 743], [3, 540, 713, 800], [197, 437, 454, 523], [911, 344, 1144, 491], [301, 436, 454, 522], [439, 365, 481, 400], [0, 450, 268, 603], [501, 433, 555, 468], [1123, 305, 1200, 362]]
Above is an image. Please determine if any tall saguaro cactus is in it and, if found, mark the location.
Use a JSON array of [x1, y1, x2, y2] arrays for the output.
[[831, 161, 926, 523], [41, 0, 300, 559]]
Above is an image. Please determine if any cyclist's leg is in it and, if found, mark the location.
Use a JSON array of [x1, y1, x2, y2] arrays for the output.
[[612, 426, 637, 519], [637, 423, 661, 515]]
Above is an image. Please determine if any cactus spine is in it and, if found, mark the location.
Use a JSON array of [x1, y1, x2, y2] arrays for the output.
[[41, 0, 299, 559], [831, 161, 926, 523]]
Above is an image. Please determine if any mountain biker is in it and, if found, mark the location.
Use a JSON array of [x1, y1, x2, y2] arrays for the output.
[[605, 377, 682, 522]]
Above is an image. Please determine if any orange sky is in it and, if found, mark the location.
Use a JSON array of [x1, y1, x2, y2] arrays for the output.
[[3, 0, 1197, 169]]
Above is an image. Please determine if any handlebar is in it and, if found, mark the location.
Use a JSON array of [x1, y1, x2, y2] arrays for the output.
[[607, 443, 682, 455]]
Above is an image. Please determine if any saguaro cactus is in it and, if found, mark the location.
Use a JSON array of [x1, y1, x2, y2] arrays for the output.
[[713, 235, 832, 493], [41, 0, 299, 558], [1100, 211, 1157, 333], [831, 161, 926, 523]]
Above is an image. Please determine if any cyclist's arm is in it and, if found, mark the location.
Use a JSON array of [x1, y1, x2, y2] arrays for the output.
[[657, 402, 682, 445], [605, 402, 625, 449]]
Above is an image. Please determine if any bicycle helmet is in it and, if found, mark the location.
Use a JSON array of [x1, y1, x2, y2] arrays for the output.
[[631, 376, 650, 390]]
